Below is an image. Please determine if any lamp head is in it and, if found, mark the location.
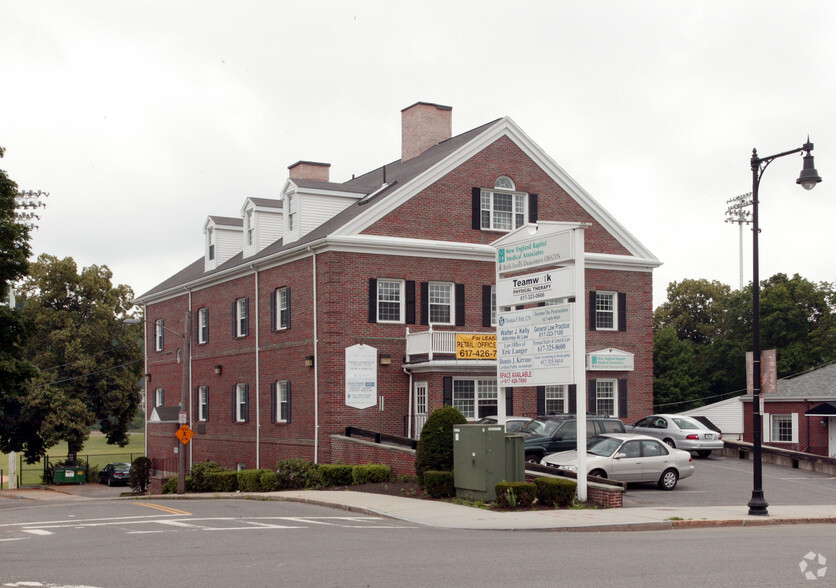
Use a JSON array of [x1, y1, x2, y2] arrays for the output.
[[796, 139, 822, 191]]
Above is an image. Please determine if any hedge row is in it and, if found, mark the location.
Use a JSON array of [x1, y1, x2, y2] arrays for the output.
[[162, 461, 392, 494], [493, 477, 578, 508]]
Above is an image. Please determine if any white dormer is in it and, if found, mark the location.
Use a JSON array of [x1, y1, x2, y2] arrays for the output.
[[204, 216, 243, 271], [241, 197, 283, 258]]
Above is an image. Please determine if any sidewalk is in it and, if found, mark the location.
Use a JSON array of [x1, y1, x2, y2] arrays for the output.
[[3, 485, 836, 531]]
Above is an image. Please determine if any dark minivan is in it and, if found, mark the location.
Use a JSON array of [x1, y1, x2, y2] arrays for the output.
[[519, 415, 626, 462]]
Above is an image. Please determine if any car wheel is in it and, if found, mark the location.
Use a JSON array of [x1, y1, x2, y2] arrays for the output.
[[525, 453, 541, 464], [663, 438, 675, 448], [589, 469, 607, 479], [696, 450, 712, 458], [107, 477, 112, 487], [658, 468, 678, 490]]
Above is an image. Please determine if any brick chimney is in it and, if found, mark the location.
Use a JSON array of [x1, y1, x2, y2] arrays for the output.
[[288, 161, 330, 182], [401, 102, 452, 161]]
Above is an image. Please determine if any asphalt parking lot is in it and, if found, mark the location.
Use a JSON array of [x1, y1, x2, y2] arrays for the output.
[[622, 451, 836, 508]]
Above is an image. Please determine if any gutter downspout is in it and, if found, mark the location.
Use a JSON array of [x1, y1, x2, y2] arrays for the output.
[[308, 247, 319, 463], [251, 265, 261, 469], [404, 365, 413, 439], [187, 291, 193, 473], [142, 304, 149, 459]]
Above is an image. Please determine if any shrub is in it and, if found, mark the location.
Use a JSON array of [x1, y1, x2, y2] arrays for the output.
[[414, 405, 467, 485], [534, 477, 577, 507], [495, 482, 537, 508], [317, 464, 354, 487], [352, 464, 391, 485], [129, 457, 151, 494], [238, 469, 272, 492], [423, 470, 455, 498], [275, 458, 318, 489], [190, 461, 227, 492], [260, 471, 279, 492], [206, 470, 238, 492], [161, 475, 194, 494]]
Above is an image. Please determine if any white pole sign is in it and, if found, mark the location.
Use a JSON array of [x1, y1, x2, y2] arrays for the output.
[[496, 230, 573, 274], [497, 303, 573, 387], [345, 344, 377, 409], [496, 267, 573, 307]]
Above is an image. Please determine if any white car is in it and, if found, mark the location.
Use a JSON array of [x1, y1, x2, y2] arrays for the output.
[[540, 433, 695, 490], [627, 414, 724, 458]]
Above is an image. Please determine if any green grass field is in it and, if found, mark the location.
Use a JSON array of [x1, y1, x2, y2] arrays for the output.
[[2, 432, 145, 487]]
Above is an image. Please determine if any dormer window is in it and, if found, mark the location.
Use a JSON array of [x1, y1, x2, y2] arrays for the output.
[[246, 210, 254, 246], [287, 194, 297, 231], [207, 227, 215, 261]]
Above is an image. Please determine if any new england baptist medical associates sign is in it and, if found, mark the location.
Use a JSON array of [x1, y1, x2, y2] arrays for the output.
[[496, 230, 572, 274]]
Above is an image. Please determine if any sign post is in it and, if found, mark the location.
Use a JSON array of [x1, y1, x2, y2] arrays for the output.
[[493, 222, 588, 501]]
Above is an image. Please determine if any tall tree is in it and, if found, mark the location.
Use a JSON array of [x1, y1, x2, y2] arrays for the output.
[[653, 326, 708, 412], [18, 255, 143, 461], [0, 147, 40, 459]]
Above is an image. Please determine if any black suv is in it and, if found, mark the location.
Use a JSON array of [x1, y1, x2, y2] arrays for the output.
[[518, 415, 626, 462]]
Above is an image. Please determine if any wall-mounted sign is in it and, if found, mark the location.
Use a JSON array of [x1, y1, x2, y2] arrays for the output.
[[345, 344, 377, 409], [456, 333, 496, 359], [587, 348, 635, 371], [497, 304, 573, 387], [496, 230, 573, 274]]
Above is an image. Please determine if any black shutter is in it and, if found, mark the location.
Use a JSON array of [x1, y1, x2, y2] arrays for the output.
[[232, 301, 237, 337], [159, 321, 164, 350], [231, 385, 236, 421], [471, 187, 481, 230], [505, 387, 513, 416], [455, 283, 465, 326], [368, 278, 377, 323], [589, 291, 597, 331], [405, 281, 416, 324], [443, 377, 453, 406], [243, 384, 249, 423], [205, 387, 209, 422], [285, 287, 291, 329], [160, 389, 164, 406], [286, 382, 292, 424], [482, 285, 492, 327], [243, 299, 249, 336], [618, 292, 627, 332], [528, 193, 538, 224], [205, 308, 209, 343], [588, 380, 596, 415], [194, 387, 200, 419], [270, 290, 276, 332], [568, 384, 577, 414], [420, 282, 429, 325], [270, 382, 276, 424], [618, 379, 628, 419], [194, 311, 200, 344], [536, 386, 545, 416]]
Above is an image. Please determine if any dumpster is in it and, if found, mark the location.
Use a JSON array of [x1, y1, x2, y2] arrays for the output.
[[53, 466, 86, 485]]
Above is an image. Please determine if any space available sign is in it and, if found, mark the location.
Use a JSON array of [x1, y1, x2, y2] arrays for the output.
[[497, 304, 573, 387], [497, 267, 573, 306], [496, 230, 573, 274], [345, 344, 377, 409]]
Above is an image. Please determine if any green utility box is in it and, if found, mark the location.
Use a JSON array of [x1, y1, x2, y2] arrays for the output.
[[53, 466, 86, 485], [453, 424, 525, 501]]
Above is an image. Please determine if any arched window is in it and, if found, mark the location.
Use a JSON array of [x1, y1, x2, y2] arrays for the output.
[[479, 176, 527, 231], [495, 176, 515, 190]]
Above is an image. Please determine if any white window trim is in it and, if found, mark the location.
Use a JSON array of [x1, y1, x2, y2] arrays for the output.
[[595, 378, 617, 417], [235, 383, 248, 423], [480, 182, 528, 232], [276, 380, 289, 423], [197, 308, 208, 344], [595, 291, 618, 331], [545, 384, 568, 415], [154, 319, 164, 351], [154, 388, 164, 407], [377, 278, 405, 324], [767, 413, 799, 444], [198, 386, 209, 421], [236, 298, 248, 337], [207, 227, 215, 261], [453, 378, 498, 420], [275, 288, 289, 330], [428, 281, 454, 326], [246, 210, 254, 246]]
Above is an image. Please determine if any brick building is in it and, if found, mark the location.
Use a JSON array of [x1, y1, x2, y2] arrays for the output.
[[134, 102, 661, 472]]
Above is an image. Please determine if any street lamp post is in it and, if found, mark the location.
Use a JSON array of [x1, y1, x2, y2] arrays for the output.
[[125, 313, 191, 495], [748, 139, 821, 516]]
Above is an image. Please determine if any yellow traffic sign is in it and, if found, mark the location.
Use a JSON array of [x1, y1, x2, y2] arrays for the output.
[[175, 424, 195, 445]]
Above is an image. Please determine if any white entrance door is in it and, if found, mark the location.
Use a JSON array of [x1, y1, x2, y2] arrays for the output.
[[829, 418, 836, 457], [414, 381, 428, 438]]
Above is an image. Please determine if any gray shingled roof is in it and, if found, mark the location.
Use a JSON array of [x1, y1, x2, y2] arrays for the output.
[[773, 361, 836, 398], [248, 197, 283, 208], [208, 216, 243, 226], [136, 118, 500, 302]]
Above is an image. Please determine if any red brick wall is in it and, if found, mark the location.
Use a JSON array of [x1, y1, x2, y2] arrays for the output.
[[743, 399, 831, 456], [329, 435, 416, 478]]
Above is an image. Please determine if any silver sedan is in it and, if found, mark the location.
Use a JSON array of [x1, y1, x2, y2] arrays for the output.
[[627, 414, 723, 457], [540, 433, 695, 490]]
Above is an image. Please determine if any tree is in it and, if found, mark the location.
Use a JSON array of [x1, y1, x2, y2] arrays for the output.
[[414, 405, 467, 485], [652, 326, 708, 412], [0, 147, 40, 458], [17, 254, 143, 461]]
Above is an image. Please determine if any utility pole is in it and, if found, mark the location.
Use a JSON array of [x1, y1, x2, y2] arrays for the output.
[[724, 192, 752, 290]]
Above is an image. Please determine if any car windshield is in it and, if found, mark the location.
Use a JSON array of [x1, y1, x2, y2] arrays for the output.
[[519, 418, 561, 437], [672, 417, 703, 430], [587, 436, 623, 457]]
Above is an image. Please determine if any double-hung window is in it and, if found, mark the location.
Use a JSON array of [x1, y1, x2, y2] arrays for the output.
[[197, 308, 209, 344], [246, 210, 254, 246], [480, 177, 527, 231], [428, 282, 453, 325], [453, 378, 497, 419], [154, 388, 164, 407], [287, 194, 297, 231], [274, 287, 290, 330], [377, 279, 404, 323], [234, 383, 249, 423], [207, 227, 215, 261], [595, 379, 616, 416], [197, 386, 209, 421], [768, 414, 798, 443], [234, 298, 249, 337], [154, 319, 165, 351], [595, 292, 616, 330], [545, 385, 567, 414], [272, 381, 291, 423]]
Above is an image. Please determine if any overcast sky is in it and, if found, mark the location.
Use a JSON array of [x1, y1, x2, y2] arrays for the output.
[[2, 1, 834, 308]]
